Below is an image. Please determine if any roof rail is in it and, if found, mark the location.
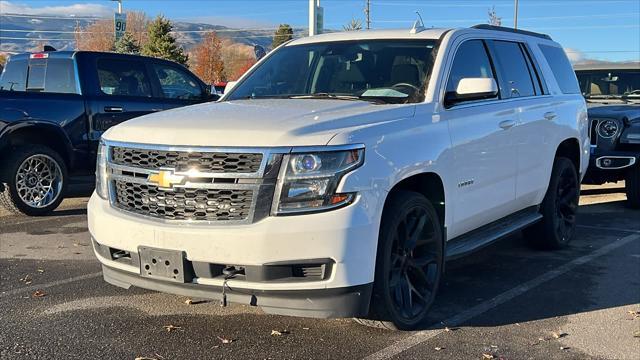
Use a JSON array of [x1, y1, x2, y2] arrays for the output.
[[471, 24, 552, 40]]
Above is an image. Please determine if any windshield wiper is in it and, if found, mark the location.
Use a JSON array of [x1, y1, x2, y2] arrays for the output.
[[290, 93, 386, 104]]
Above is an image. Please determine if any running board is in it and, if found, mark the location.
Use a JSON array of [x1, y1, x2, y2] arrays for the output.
[[445, 207, 542, 260]]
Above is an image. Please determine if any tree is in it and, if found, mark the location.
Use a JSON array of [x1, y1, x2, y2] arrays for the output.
[[126, 11, 150, 49], [343, 18, 363, 31], [221, 40, 257, 81], [191, 31, 226, 84], [0, 53, 7, 70], [75, 19, 115, 52], [488, 6, 502, 26], [142, 15, 188, 65], [115, 32, 141, 55], [272, 24, 293, 49]]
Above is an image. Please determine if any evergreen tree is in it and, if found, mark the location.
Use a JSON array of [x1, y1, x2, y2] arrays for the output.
[[272, 24, 293, 49], [115, 32, 141, 55], [142, 15, 188, 65]]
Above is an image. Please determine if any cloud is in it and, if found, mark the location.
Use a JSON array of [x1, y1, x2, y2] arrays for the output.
[[0, 1, 112, 18], [564, 48, 585, 64]]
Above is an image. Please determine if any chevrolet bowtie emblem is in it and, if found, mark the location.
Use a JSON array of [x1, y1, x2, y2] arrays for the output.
[[148, 170, 185, 189]]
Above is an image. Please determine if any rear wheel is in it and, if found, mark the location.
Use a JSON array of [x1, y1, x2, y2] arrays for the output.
[[524, 157, 579, 250], [355, 191, 443, 330], [0, 145, 67, 216], [625, 164, 639, 209]]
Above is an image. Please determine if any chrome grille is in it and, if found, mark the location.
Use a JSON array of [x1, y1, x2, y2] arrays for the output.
[[114, 180, 253, 221], [111, 146, 263, 173], [105, 141, 282, 224]]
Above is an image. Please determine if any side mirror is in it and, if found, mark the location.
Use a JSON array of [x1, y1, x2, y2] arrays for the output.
[[445, 78, 498, 107]]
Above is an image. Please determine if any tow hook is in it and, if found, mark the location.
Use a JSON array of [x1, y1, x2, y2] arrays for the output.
[[221, 266, 243, 307]]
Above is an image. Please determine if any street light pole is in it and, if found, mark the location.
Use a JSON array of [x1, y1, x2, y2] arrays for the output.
[[111, 0, 123, 14], [309, 0, 316, 36], [365, 0, 371, 30], [514, 0, 519, 29]]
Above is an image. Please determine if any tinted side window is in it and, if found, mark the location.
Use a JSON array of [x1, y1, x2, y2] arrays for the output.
[[491, 41, 536, 98], [446, 40, 495, 94], [154, 64, 203, 100], [539, 44, 580, 94], [97, 59, 152, 97], [0, 58, 77, 94]]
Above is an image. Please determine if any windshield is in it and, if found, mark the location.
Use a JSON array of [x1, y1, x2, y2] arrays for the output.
[[226, 40, 437, 104], [576, 69, 640, 100]]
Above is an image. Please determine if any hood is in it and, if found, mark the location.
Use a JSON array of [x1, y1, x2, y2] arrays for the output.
[[587, 104, 640, 124], [103, 99, 415, 147]]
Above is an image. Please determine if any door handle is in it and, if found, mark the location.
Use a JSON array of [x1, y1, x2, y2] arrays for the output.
[[499, 120, 516, 130], [544, 111, 557, 121], [104, 106, 124, 113]]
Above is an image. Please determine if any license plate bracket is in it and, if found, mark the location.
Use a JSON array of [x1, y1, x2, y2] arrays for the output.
[[139, 246, 188, 283]]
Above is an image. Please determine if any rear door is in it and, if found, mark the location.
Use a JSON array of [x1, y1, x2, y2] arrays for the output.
[[150, 61, 209, 110], [487, 40, 556, 208], [441, 39, 518, 237], [86, 55, 166, 145]]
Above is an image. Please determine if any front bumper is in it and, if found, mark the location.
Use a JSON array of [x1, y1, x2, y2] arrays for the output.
[[102, 264, 372, 318], [88, 190, 380, 317]]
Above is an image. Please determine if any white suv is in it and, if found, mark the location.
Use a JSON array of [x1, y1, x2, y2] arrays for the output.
[[89, 25, 589, 330]]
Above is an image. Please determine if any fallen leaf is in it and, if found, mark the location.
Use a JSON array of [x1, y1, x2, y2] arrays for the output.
[[163, 325, 182, 332], [32, 290, 46, 298], [302, 327, 310, 330], [184, 299, 193, 305], [271, 329, 290, 336], [482, 354, 494, 359], [551, 331, 567, 339], [434, 347, 444, 351], [560, 346, 570, 350], [633, 330, 640, 338], [217, 336, 234, 344], [19, 275, 32, 284], [134, 357, 157, 360], [628, 310, 640, 318], [37, 269, 45, 273]]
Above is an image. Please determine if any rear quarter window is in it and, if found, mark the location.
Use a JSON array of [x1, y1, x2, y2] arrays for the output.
[[0, 58, 78, 94], [538, 44, 580, 94]]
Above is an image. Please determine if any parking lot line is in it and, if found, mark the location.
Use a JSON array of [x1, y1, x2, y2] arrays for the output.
[[363, 232, 640, 360], [0, 272, 102, 299], [577, 224, 640, 234]]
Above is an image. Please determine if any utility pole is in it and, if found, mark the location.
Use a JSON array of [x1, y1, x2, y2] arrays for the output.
[[309, 0, 318, 36], [365, 0, 371, 30], [513, 0, 519, 29]]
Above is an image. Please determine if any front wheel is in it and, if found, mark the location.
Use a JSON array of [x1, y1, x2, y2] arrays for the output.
[[524, 157, 579, 249], [355, 191, 443, 330], [0, 145, 67, 216], [625, 164, 639, 209]]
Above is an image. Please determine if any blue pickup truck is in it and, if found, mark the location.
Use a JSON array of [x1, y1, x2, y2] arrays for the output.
[[0, 50, 217, 215]]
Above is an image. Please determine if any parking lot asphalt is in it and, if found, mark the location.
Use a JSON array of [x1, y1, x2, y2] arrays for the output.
[[1, 186, 639, 360]]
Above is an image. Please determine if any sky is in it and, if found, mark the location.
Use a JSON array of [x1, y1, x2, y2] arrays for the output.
[[1, 0, 639, 62]]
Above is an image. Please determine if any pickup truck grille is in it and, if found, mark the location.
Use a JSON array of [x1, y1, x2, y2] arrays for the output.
[[106, 142, 281, 224], [114, 180, 253, 221], [111, 146, 263, 174]]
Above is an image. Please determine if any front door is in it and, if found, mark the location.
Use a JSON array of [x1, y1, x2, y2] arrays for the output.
[[440, 39, 518, 238]]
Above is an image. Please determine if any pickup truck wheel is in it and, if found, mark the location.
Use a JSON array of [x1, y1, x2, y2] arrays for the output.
[[355, 191, 443, 330], [0, 146, 67, 216], [625, 165, 639, 209], [524, 157, 579, 250]]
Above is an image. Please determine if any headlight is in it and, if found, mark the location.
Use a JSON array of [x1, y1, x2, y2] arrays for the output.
[[95, 141, 108, 199], [598, 119, 619, 138], [273, 146, 364, 215]]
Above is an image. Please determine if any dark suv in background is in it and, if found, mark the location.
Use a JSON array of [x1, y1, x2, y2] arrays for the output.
[[575, 62, 640, 208], [0, 50, 217, 215]]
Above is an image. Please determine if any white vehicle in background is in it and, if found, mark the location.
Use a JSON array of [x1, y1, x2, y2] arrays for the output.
[[89, 24, 588, 330]]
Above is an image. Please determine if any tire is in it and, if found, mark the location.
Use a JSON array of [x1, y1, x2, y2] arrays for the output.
[[0, 145, 67, 216], [355, 191, 444, 330], [625, 164, 640, 209], [524, 157, 579, 250]]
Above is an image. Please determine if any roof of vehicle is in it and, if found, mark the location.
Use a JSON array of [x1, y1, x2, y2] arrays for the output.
[[6, 50, 177, 64], [288, 25, 552, 46], [574, 62, 640, 71]]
